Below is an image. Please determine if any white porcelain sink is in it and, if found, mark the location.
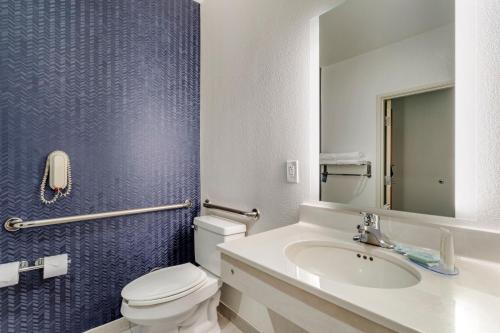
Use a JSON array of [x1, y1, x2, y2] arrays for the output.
[[285, 241, 420, 289]]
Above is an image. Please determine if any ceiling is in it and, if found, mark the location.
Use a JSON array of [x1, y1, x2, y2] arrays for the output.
[[320, 0, 454, 67]]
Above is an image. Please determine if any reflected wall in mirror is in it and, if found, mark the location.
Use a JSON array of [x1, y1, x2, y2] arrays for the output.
[[319, 0, 455, 217]]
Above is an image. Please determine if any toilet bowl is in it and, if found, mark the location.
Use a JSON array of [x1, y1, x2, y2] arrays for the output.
[[121, 264, 220, 333], [121, 216, 246, 333]]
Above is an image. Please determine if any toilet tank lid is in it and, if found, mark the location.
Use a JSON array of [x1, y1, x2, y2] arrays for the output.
[[194, 215, 246, 235]]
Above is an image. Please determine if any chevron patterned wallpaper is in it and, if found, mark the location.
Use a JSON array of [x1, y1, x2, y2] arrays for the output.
[[0, 0, 200, 332]]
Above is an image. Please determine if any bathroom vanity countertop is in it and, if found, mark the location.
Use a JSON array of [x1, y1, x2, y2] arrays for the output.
[[218, 222, 500, 333]]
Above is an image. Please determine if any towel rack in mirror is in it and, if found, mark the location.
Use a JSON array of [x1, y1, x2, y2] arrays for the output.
[[321, 162, 372, 182]]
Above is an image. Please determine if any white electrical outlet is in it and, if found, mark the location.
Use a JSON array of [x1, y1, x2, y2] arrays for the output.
[[286, 160, 299, 183]]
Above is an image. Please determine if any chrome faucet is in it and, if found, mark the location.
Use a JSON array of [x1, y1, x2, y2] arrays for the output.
[[353, 212, 394, 249]]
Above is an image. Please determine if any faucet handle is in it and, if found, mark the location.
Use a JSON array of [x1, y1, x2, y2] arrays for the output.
[[360, 212, 379, 227], [360, 212, 369, 222], [353, 225, 368, 243], [360, 211, 373, 223]]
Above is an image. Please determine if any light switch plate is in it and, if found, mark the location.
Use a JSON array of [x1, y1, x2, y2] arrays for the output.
[[287, 160, 299, 183]]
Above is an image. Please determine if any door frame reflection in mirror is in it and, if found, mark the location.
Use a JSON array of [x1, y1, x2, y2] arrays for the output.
[[375, 81, 454, 212]]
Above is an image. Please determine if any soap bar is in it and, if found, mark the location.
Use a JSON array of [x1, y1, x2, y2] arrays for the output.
[[407, 252, 440, 265], [394, 243, 440, 264], [409, 258, 459, 276]]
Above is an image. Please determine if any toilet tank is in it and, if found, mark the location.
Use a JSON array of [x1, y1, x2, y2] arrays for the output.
[[194, 215, 246, 277]]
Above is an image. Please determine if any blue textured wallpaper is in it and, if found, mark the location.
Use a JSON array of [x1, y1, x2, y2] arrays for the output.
[[0, 0, 200, 332]]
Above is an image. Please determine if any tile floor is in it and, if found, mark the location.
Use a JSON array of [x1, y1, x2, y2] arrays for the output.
[[218, 313, 244, 333], [120, 314, 242, 333]]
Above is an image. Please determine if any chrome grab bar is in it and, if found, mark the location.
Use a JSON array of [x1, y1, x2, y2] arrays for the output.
[[203, 199, 260, 220], [4, 199, 193, 232]]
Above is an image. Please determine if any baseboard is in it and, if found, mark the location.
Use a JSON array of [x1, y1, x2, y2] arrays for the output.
[[218, 302, 260, 333], [86, 303, 258, 333], [84, 317, 133, 333]]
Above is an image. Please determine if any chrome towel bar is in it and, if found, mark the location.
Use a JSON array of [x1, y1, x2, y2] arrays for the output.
[[4, 199, 192, 232], [203, 199, 260, 220], [321, 162, 372, 182]]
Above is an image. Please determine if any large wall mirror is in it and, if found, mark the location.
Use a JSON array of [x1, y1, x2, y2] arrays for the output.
[[319, 0, 455, 217]]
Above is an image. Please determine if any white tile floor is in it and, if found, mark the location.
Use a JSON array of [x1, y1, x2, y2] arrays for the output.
[[120, 314, 242, 333], [218, 314, 244, 333]]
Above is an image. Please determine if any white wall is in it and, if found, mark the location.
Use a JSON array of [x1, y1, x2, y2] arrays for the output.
[[475, 0, 500, 227], [320, 25, 454, 207], [200, 0, 341, 235], [201, 0, 500, 330]]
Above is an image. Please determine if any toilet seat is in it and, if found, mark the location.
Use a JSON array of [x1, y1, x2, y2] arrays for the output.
[[121, 271, 220, 326], [122, 263, 208, 306]]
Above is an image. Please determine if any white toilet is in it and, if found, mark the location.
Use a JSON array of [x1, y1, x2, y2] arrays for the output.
[[121, 216, 246, 333]]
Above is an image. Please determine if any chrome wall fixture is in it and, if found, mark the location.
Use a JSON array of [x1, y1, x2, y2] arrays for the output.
[[321, 162, 372, 182], [19, 258, 46, 273], [203, 199, 260, 220], [18, 257, 71, 273], [4, 200, 193, 232]]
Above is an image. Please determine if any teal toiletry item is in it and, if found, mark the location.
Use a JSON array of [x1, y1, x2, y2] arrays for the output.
[[407, 252, 440, 265], [394, 239, 459, 276], [393, 243, 440, 264], [409, 257, 459, 276]]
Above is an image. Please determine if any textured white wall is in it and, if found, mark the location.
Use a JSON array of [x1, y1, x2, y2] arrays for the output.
[[202, 0, 500, 229], [321, 25, 454, 207], [200, 0, 340, 235], [475, 0, 500, 227]]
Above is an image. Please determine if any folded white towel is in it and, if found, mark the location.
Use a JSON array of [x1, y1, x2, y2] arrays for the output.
[[320, 152, 365, 165], [320, 152, 363, 160], [323, 159, 368, 165]]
